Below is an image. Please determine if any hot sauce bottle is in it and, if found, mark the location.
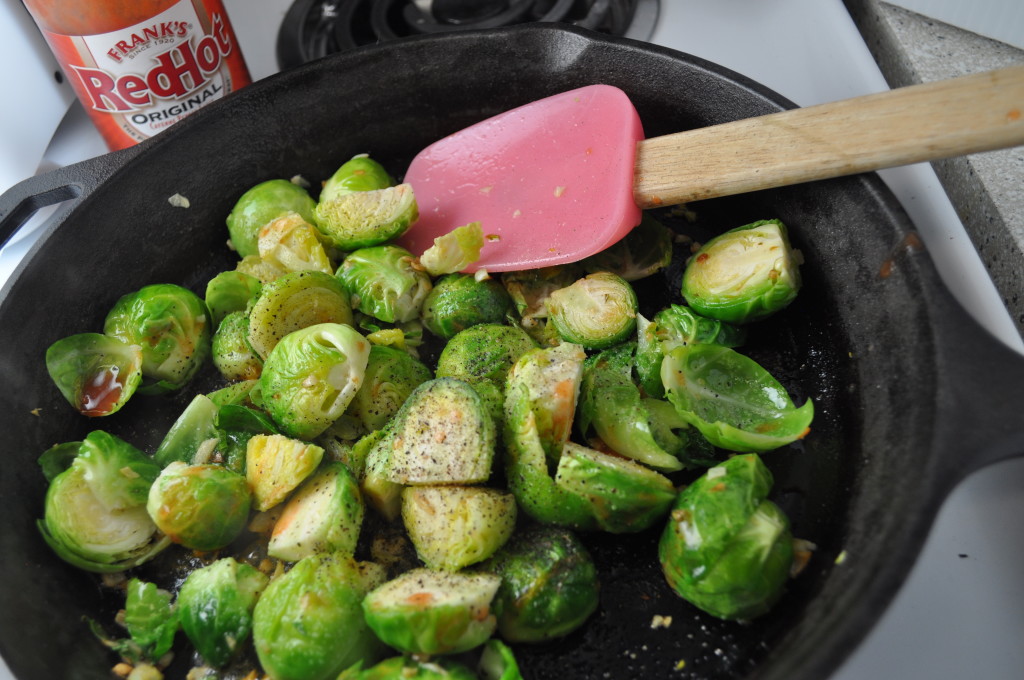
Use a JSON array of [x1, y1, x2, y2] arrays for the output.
[[22, 0, 252, 151]]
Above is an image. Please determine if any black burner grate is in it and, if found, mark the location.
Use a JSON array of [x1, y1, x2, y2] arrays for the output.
[[277, 0, 659, 69]]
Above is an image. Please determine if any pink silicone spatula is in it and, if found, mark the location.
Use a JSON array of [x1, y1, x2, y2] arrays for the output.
[[399, 66, 1024, 272]]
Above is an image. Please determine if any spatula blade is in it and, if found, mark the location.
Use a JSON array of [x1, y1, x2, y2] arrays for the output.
[[400, 84, 644, 272]]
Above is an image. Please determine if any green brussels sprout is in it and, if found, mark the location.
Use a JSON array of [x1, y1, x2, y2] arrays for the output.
[[643, 397, 724, 469], [153, 394, 220, 467], [501, 373, 598, 531], [554, 442, 676, 533], [581, 213, 674, 281], [635, 305, 747, 398], [212, 310, 263, 382], [339, 656, 477, 680], [246, 433, 324, 511], [268, 461, 364, 561], [259, 323, 370, 440], [177, 557, 268, 667], [360, 429, 403, 522], [662, 344, 814, 453], [38, 431, 170, 572], [479, 639, 524, 680], [419, 221, 485, 276], [205, 270, 262, 327], [480, 525, 599, 643], [257, 212, 335, 275], [226, 178, 318, 258], [45, 332, 143, 417], [402, 485, 517, 571], [361, 568, 500, 655], [252, 554, 386, 680], [345, 344, 433, 435], [546, 272, 637, 349], [383, 378, 496, 486], [434, 323, 538, 427], [681, 218, 802, 324], [421, 273, 514, 340], [320, 155, 394, 201], [577, 342, 685, 472], [501, 342, 585, 464], [659, 453, 794, 620], [315, 183, 418, 251], [247, 270, 353, 360], [337, 245, 432, 324], [103, 283, 211, 393], [146, 461, 252, 551]]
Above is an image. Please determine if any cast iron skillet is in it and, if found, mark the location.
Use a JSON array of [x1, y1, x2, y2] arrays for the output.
[[1, 24, 1022, 680]]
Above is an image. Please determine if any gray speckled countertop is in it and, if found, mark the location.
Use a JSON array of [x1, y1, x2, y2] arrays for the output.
[[845, 0, 1024, 336]]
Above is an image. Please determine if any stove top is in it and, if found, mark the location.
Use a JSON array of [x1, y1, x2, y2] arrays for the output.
[[277, 0, 659, 68]]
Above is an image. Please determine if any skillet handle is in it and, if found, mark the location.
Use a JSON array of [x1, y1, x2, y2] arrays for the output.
[[933, 290, 1024, 485], [0, 146, 140, 250]]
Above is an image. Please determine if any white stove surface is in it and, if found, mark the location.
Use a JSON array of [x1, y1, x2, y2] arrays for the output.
[[2, 1, 1023, 679]]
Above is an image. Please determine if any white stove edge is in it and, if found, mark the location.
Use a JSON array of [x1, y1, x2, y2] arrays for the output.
[[2, 1, 1023, 679]]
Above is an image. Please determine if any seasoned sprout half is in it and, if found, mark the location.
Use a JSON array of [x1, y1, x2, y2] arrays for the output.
[[38, 431, 170, 573], [226, 178, 318, 258], [481, 525, 599, 643], [259, 322, 370, 440], [337, 245, 432, 324], [421, 273, 514, 340], [257, 212, 334, 275], [662, 344, 814, 453], [45, 333, 143, 417], [212, 310, 263, 382], [103, 283, 211, 393], [546, 272, 637, 349], [246, 433, 325, 511], [146, 462, 252, 552], [315, 183, 419, 251], [362, 568, 500, 655], [247, 270, 353, 360], [659, 453, 794, 620], [682, 218, 802, 324]]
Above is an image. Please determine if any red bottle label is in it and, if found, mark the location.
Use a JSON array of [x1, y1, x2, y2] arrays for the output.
[[39, 0, 251, 150]]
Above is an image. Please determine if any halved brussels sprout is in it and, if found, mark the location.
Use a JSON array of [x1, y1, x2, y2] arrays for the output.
[[481, 525, 599, 643], [320, 155, 394, 202], [146, 462, 252, 552], [681, 218, 802, 324], [259, 323, 370, 440], [402, 485, 517, 571], [103, 283, 211, 393], [643, 397, 724, 469], [153, 394, 220, 467], [38, 431, 170, 572], [315, 183, 418, 251], [383, 378, 495, 486], [419, 221, 485, 276], [45, 333, 143, 417], [258, 212, 334, 275], [435, 323, 537, 385], [339, 656, 478, 680], [252, 554, 386, 680], [554, 443, 676, 533], [546, 271, 637, 350], [421, 273, 514, 340], [227, 178, 318, 258], [635, 305, 747, 398], [502, 342, 585, 464], [581, 213, 674, 281], [205, 270, 262, 327], [577, 343, 685, 472], [362, 568, 500, 655], [336, 245, 432, 324], [268, 461, 364, 562], [661, 344, 814, 452], [247, 270, 353, 360], [246, 433, 324, 511], [177, 557, 268, 667], [212, 310, 263, 382], [659, 453, 794, 620], [345, 344, 432, 435]]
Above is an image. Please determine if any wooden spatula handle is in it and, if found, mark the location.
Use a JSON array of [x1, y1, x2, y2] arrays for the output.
[[633, 65, 1024, 208]]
